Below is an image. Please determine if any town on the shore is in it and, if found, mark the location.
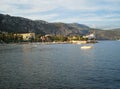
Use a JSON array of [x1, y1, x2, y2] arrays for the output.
[[0, 32, 97, 44]]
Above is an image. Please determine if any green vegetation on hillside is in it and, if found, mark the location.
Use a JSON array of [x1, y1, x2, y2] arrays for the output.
[[0, 13, 120, 40], [0, 33, 89, 43], [0, 32, 23, 43]]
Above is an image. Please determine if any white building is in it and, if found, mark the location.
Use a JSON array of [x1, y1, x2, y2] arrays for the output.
[[15, 33, 35, 41], [83, 33, 96, 39]]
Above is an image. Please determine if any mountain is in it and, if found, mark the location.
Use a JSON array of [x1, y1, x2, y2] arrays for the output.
[[0, 13, 120, 40], [111, 28, 120, 32], [90, 28, 120, 40], [0, 14, 90, 35]]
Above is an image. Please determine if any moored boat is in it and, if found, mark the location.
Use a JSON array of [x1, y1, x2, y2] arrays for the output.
[[81, 46, 93, 49]]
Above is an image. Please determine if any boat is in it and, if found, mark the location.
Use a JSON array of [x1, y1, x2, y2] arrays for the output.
[[81, 46, 93, 49]]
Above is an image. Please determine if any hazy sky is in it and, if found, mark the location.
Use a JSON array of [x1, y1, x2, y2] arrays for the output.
[[0, 0, 120, 29]]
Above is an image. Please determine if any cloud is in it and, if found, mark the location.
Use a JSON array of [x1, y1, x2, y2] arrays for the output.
[[0, 0, 57, 15], [52, 13, 120, 22], [26, 14, 59, 21], [1, 0, 119, 14], [0, 0, 120, 29], [57, 0, 120, 11]]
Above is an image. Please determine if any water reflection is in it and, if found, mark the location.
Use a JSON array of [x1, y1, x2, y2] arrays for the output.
[[0, 42, 120, 88], [18, 44, 57, 88]]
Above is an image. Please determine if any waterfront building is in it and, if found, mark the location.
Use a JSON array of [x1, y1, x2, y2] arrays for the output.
[[15, 32, 35, 41]]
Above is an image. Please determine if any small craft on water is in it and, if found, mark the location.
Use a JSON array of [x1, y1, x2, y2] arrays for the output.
[[81, 46, 93, 49]]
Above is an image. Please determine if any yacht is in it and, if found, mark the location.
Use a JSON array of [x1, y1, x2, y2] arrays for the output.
[[81, 46, 93, 49]]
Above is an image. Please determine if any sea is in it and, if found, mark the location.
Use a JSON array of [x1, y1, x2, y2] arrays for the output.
[[0, 41, 120, 89]]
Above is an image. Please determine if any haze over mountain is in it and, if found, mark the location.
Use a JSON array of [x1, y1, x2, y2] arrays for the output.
[[0, 13, 120, 40]]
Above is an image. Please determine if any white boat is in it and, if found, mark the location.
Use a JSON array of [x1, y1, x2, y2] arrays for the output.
[[81, 46, 93, 49]]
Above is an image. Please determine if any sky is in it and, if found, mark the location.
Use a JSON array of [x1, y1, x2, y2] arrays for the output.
[[0, 0, 120, 29]]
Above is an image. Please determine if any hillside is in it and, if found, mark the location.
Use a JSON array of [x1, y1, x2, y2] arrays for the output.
[[90, 28, 120, 40], [0, 14, 90, 35], [0, 13, 120, 40]]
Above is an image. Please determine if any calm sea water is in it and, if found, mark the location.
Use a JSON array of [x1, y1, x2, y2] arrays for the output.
[[0, 41, 120, 89]]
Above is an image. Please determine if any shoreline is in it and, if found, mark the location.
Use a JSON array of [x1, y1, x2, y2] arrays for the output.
[[0, 40, 98, 45]]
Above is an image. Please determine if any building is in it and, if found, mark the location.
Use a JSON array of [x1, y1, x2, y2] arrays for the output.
[[83, 33, 96, 40], [40, 34, 52, 42], [15, 33, 35, 41]]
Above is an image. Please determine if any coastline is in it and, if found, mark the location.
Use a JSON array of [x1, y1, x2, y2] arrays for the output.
[[0, 40, 98, 45]]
